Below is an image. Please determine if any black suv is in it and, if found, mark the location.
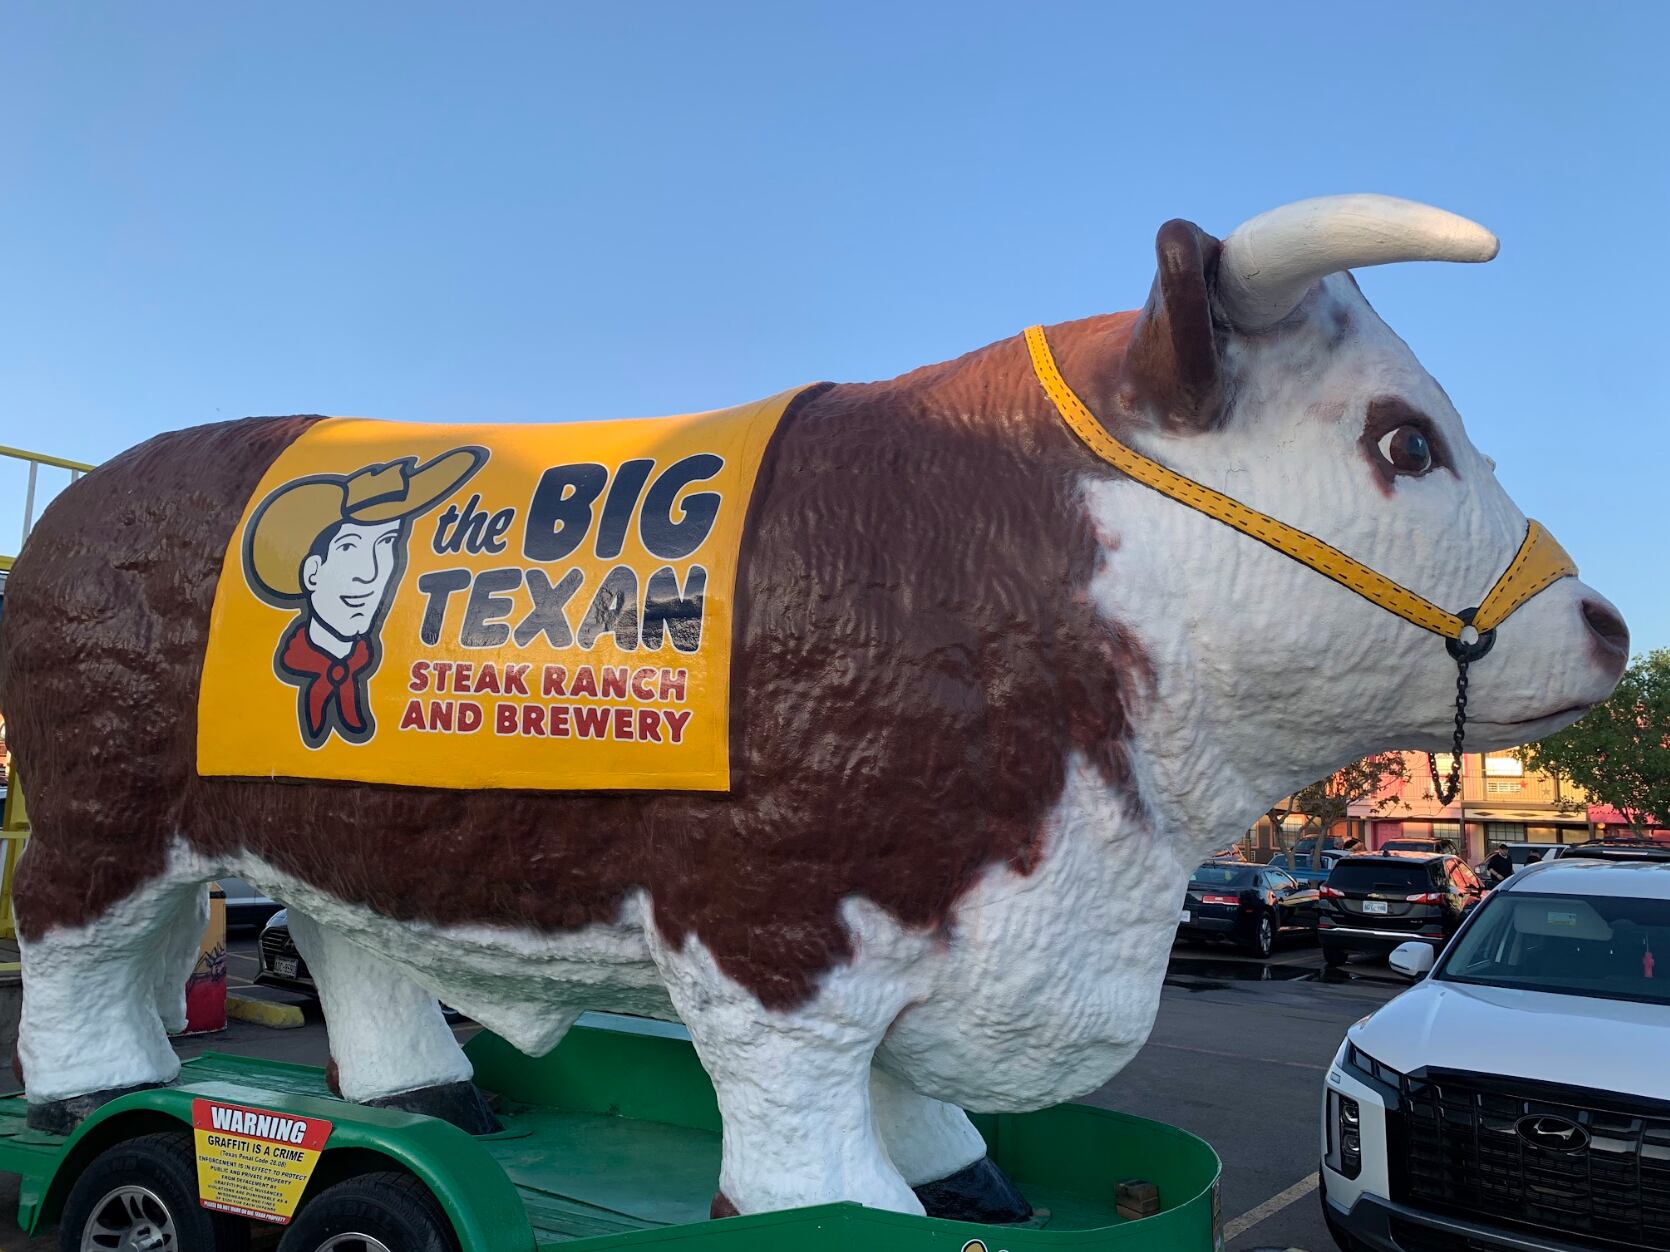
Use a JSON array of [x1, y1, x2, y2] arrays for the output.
[[1318, 853, 1484, 966]]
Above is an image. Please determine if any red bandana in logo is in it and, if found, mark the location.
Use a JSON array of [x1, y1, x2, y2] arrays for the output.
[[280, 624, 375, 736]]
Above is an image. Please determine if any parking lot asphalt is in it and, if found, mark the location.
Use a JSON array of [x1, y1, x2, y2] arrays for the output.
[[1091, 936, 1407, 1251], [0, 931, 1406, 1252]]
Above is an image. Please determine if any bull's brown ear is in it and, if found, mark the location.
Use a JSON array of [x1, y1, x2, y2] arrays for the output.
[[1118, 218, 1225, 432]]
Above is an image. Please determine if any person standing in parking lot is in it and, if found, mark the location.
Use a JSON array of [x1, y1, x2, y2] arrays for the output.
[[1481, 844, 1513, 887]]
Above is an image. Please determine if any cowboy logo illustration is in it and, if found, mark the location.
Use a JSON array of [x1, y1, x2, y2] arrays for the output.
[[242, 446, 486, 748]]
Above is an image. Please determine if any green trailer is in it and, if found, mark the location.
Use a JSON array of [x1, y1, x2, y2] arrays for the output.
[[0, 1014, 1222, 1252]]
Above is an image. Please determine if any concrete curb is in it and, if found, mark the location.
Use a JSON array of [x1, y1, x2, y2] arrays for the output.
[[226, 994, 305, 1029]]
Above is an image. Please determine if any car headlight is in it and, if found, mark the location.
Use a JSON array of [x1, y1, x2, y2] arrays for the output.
[[1325, 1088, 1362, 1179], [1344, 1041, 1404, 1089], [1327, 1041, 1404, 1182]]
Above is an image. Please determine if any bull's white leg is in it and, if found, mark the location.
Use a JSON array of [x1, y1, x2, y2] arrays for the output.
[[868, 1065, 986, 1186], [151, 883, 209, 1035], [870, 1064, 1033, 1221], [646, 932, 923, 1217], [284, 911, 471, 1102], [18, 874, 197, 1112]]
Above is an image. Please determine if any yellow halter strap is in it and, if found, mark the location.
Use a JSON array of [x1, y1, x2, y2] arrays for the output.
[[1022, 324, 1576, 653]]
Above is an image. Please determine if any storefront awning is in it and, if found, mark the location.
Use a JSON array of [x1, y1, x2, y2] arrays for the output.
[[1587, 804, 1664, 828], [1464, 808, 1586, 824]]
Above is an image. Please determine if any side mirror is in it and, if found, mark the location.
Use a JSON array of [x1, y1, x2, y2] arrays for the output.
[[1389, 942, 1435, 979]]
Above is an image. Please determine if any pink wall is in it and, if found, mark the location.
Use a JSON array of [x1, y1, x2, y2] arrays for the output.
[[1347, 751, 1461, 825]]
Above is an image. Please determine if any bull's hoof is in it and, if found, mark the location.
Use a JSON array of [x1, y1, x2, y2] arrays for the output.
[[913, 1156, 1033, 1224], [367, 1080, 502, 1135], [710, 1191, 740, 1219], [26, 1083, 169, 1136]]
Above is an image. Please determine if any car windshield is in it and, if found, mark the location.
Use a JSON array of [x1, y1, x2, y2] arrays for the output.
[[1438, 891, 1670, 1006], [1327, 862, 1431, 893], [1192, 866, 1256, 888], [1382, 840, 1434, 851], [1281, 850, 1336, 865]]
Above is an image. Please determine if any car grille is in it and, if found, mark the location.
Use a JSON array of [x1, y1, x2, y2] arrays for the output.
[[259, 927, 309, 980], [1389, 1070, 1670, 1250]]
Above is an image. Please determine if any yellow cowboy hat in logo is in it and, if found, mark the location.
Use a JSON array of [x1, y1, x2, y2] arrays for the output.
[[244, 446, 486, 600]]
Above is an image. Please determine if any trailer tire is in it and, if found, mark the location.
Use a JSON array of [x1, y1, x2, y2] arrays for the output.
[[59, 1130, 250, 1252], [278, 1171, 458, 1252]]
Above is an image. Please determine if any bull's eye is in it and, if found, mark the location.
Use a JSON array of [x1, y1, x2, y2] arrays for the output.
[[1377, 425, 1433, 476]]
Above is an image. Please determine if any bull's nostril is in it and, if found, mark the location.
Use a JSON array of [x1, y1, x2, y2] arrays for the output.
[[1581, 600, 1630, 656]]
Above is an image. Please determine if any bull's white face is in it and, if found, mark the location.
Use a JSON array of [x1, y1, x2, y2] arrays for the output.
[[1088, 274, 1626, 835]]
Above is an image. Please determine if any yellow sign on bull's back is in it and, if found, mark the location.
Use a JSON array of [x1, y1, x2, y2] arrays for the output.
[[198, 387, 808, 791]]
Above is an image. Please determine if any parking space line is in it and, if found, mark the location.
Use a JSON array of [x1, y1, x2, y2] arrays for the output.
[[1223, 1172, 1319, 1241], [1148, 1041, 1326, 1071]]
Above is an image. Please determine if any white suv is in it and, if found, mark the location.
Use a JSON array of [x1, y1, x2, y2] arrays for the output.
[[1320, 858, 1670, 1251]]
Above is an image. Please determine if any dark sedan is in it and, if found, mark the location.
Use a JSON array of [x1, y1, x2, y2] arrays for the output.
[[1177, 860, 1319, 958]]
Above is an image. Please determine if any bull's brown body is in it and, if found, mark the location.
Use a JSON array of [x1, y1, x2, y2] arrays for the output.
[[0, 315, 1141, 1009]]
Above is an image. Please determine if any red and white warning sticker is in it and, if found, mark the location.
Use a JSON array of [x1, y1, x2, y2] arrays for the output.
[[192, 1098, 332, 1224]]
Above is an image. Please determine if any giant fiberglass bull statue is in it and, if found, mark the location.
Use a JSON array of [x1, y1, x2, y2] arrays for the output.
[[0, 194, 1628, 1220]]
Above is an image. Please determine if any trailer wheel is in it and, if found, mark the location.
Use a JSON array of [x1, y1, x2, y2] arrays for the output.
[[59, 1131, 250, 1252], [277, 1171, 458, 1252]]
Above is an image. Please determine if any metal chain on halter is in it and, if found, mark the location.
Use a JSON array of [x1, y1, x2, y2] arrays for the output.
[[1426, 655, 1470, 805], [1427, 607, 1493, 807]]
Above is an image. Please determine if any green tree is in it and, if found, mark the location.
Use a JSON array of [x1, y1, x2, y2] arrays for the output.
[[1516, 650, 1670, 833], [1272, 753, 1410, 867]]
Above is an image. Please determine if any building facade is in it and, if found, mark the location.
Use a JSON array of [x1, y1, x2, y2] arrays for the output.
[[1243, 750, 1663, 866], [1350, 750, 1599, 864]]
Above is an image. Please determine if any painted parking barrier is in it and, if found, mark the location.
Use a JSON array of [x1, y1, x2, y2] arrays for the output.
[[224, 995, 305, 1030]]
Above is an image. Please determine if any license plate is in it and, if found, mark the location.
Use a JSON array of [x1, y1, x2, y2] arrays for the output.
[[1179, 909, 1191, 924], [1364, 900, 1389, 915], [274, 956, 299, 978]]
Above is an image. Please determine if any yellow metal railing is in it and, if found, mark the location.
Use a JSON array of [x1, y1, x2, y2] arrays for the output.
[[0, 444, 92, 471], [2, 445, 95, 956], [2, 443, 94, 556]]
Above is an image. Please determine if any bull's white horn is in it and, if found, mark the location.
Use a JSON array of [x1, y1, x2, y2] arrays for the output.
[[1215, 194, 1499, 331]]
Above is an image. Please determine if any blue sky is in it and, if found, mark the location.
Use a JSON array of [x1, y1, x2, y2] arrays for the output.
[[3, 2, 1666, 645]]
